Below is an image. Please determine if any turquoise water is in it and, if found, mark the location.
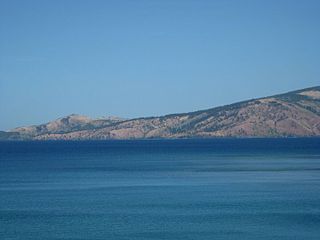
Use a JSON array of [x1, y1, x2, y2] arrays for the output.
[[1, 139, 320, 240]]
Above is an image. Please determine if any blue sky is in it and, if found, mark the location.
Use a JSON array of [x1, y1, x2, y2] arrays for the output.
[[0, 0, 320, 130]]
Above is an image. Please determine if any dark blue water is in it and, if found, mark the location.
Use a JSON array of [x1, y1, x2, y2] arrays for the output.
[[1, 139, 320, 240]]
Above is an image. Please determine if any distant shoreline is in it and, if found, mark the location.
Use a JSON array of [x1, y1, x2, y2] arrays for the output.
[[2, 86, 320, 140]]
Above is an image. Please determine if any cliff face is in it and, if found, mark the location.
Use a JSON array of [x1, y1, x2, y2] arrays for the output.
[[6, 86, 320, 140]]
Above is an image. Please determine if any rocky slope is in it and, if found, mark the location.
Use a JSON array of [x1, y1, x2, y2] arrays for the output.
[[8, 114, 126, 140], [3, 86, 320, 140]]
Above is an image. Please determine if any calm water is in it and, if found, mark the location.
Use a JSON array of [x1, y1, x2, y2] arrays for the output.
[[0, 139, 320, 240]]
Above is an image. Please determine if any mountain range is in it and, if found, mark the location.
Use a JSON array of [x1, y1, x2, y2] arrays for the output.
[[1, 86, 320, 140]]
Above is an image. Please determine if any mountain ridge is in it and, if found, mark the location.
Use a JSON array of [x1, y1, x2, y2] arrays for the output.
[[2, 86, 320, 140]]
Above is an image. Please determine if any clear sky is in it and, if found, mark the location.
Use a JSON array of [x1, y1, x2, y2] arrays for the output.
[[0, 0, 320, 130]]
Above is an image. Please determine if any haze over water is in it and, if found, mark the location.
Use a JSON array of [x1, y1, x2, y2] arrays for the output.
[[0, 138, 320, 239]]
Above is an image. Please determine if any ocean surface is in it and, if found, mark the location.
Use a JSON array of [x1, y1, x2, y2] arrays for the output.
[[0, 138, 320, 240]]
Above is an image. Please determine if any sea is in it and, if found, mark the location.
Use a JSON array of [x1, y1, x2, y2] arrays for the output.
[[0, 138, 320, 240]]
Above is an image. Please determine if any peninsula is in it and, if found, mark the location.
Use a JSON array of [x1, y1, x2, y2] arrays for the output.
[[2, 86, 320, 140]]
